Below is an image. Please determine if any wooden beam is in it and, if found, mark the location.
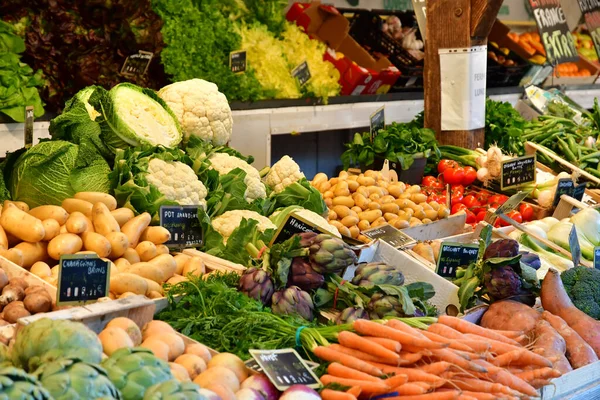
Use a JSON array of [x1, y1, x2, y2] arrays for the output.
[[471, 0, 505, 39]]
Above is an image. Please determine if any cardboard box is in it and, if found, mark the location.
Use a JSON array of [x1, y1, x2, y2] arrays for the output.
[[287, 2, 400, 95], [542, 56, 600, 86]]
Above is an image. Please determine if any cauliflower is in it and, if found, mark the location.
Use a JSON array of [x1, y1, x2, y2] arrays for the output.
[[270, 206, 341, 238], [158, 79, 233, 146], [264, 156, 305, 193], [209, 152, 266, 202], [145, 158, 207, 208], [212, 210, 276, 242]]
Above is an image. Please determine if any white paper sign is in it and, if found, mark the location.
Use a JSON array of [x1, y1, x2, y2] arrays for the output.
[[439, 46, 487, 131]]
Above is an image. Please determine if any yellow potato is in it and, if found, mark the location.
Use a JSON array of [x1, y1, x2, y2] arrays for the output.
[[30, 261, 51, 278], [0, 203, 45, 243], [173, 253, 191, 275], [350, 206, 363, 214], [106, 232, 130, 259], [327, 210, 337, 221], [424, 209, 439, 221], [123, 248, 141, 264], [347, 180, 360, 192], [368, 193, 380, 202], [0, 248, 23, 266], [114, 258, 131, 270], [136, 241, 157, 262], [371, 216, 387, 227], [438, 206, 450, 219], [357, 209, 382, 223], [357, 176, 375, 186], [48, 233, 83, 260], [183, 257, 205, 278], [332, 205, 351, 219], [42, 219, 60, 241], [4, 201, 28, 212], [332, 196, 354, 208], [0, 226, 7, 250], [411, 193, 427, 204], [407, 185, 421, 194], [348, 225, 359, 238], [341, 215, 359, 227], [92, 202, 120, 236], [383, 212, 397, 222], [14, 241, 48, 269], [110, 273, 148, 295], [357, 220, 370, 231], [121, 213, 151, 248], [367, 202, 381, 210], [353, 193, 369, 210], [393, 219, 410, 229], [140, 226, 171, 245], [149, 254, 177, 281], [61, 198, 93, 218], [123, 262, 165, 284], [381, 203, 400, 214], [156, 244, 169, 255], [388, 184, 404, 198], [75, 192, 117, 211], [29, 205, 69, 225], [111, 208, 135, 227], [66, 211, 90, 234], [82, 232, 112, 258]]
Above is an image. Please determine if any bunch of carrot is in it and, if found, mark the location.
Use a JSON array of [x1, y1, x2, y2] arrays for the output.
[[316, 315, 562, 400]]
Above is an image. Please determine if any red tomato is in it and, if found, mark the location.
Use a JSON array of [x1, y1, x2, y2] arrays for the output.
[[443, 167, 465, 185], [450, 184, 465, 195], [465, 210, 477, 224], [451, 191, 464, 205], [519, 203, 534, 222], [431, 181, 444, 189], [461, 166, 477, 186], [451, 203, 468, 214], [462, 195, 481, 209], [507, 210, 523, 224], [422, 176, 439, 187], [475, 191, 490, 205], [488, 203, 501, 211], [488, 194, 509, 205], [438, 160, 458, 174], [437, 195, 448, 205], [476, 210, 487, 222]]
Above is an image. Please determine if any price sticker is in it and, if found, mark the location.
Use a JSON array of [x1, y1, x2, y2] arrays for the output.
[[291, 61, 311, 86], [569, 224, 581, 267], [594, 246, 600, 270], [57, 254, 110, 306], [436, 242, 479, 279], [121, 51, 153, 78], [270, 212, 331, 245], [229, 50, 247, 73], [249, 349, 321, 391], [361, 224, 415, 249], [500, 155, 536, 190], [24, 105, 34, 148], [553, 178, 574, 207], [370, 106, 385, 141], [159, 205, 203, 249]]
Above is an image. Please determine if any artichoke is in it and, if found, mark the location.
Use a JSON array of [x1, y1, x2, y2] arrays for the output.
[[368, 293, 406, 318], [34, 358, 121, 400], [483, 265, 522, 301], [483, 239, 519, 259], [0, 367, 52, 400], [335, 307, 370, 325], [289, 257, 324, 291], [351, 262, 404, 287], [12, 318, 103, 372], [271, 286, 314, 321], [102, 347, 173, 400], [239, 267, 275, 305], [144, 380, 206, 400], [301, 233, 357, 274]]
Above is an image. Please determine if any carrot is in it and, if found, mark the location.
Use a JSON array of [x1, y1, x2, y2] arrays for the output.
[[346, 386, 361, 397], [516, 367, 561, 382], [391, 383, 427, 395], [368, 362, 444, 384], [492, 349, 552, 368], [412, 382, 433, 389], [459, 391, 508, 400], [313, 346, 383, 376], [399, 351, 424, 364], [319, 375, 390, 396], [454, 339, 491, 353], [338, 331, 400, 361], [354, 320, 447, 349], [462, 334, 521, 355], [530, 379, 551, 389], [403, 345, 433, 356], [363, 336, 402, 353], [478, 366, 538, 396], [428, 323, 464, 339], [458, 395, 478, 400], [430, 349, 488, 373], [489, 329, 524, 339], [420, 330, 473, 352], [320, 389, 357, 400], [328, 344, 384, 363], [386, 319, 428, 339], [384, 373, 408, 388], [449, 378, 518, 395], [386, 390, 460, 400], [327, 362, 381, 382], [438, 316, 520, 345], [419, 361, 452, 375]]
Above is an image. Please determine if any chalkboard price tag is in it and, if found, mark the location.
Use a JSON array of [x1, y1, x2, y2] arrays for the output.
[[594, 246, 600, 269], [57, 254, 110, 306], [573, 182, 587, 202], [500, 155, 536, 190], [270, 212, 330, 245], [361, 223, 416, 248], [291, 61, 311, 86], [528, 0, 578, 65], [159, 205, 203, 249], [229, 50, 247, 73], [436, 242, 479, 279], [569, 224, 581, 267], [370, 106, 385, 140], [121, 51, 153, 77], [553, 178, 574, 207], [245, 357, 319, 373], [496, 191, 529, 216], [249, 349, 321, 391], [577, 1, 600, 60], [24, 105, 34, 148]]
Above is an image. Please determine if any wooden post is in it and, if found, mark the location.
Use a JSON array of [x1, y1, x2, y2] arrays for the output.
[[424, 0, 503, 149]]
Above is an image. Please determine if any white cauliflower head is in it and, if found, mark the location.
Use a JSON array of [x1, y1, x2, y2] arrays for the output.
[[145, 158, 207, 209], [264, 155, 305, 193], [212, 210, 276, 241], [208, 152, 266, 202], [158, 79, 233, 146]]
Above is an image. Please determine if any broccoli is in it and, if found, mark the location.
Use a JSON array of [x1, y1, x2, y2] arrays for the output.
[[561, 266, 600, 319]]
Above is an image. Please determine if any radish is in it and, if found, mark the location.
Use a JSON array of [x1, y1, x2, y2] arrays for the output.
[[240, 374, 280, 400], [235, 388, 265, 400], [279, 385, 320, 400]]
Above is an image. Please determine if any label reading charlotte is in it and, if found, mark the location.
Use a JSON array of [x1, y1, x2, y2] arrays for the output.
[[229, 50, 247, 73], [553, 178, 575, 207], [361, 224, 415, 248], [529, 0, 578, 64], [57, 254, 110, 306], [292, 61, 311, 86], [577, 0, 600, 59], [159, 205, 203, 248], [24, 105, 34, 148], [500, 155, 536, 190], [569, 224, 582, 267], [249, 349, 321, 391], [370, 106, 385, 140], [271, 212, 328, 245], [437, 242, 479, 279], [121, 51, 153, 77]]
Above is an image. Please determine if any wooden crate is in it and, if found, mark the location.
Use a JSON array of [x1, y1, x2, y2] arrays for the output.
[[540, 360, 600, 399], [182, 249, 247, 274], [0, 256, 56, 303]]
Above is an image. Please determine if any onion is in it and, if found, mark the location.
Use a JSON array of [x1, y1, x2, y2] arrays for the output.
[[240, 375, 280, 400], [279, 385, 320, 400], [537, 189, 555, 209], [476, 167, 489, 182], [235, 388, 266, 400]]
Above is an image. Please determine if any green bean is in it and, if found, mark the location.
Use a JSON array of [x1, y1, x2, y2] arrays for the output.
[[579, 151, 600, 162], [558, 138, 577, 162]]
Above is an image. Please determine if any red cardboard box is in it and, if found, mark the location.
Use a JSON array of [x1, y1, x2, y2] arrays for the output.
[[287, 2, 400, 95]]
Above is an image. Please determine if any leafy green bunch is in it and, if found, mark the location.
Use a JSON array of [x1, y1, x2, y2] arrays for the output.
[[485, 98, 527, 155]]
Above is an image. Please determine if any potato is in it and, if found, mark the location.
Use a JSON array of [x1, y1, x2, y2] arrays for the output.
[[144, 278, 163, 295], [82, 232, 112, 258], [48, 233, 83, 260], [74, 192, 117, 211], [381, 203, 400, 214], [124, 262, 166, 283], [106, 232, 129, 259], [0, 203, 45, 243], [110, 273, 148, 295], [331, 196, 354, 208], [0, 226, 7, 250], [61, 198, 93, 218], [167, 275, 186, 285], [4, 201, 28, 212], [92, 202, 120, 236], [140, 226, 171, 245], [64, 212, 88, 234], [156, 245, 169, 255], [114, 258, 131, 271], [42, 219, 60, 241], [357, 220, 370, 231], [173, 254, 190, 275], [135, 241, 157, 262], [341, 215, 359, 227], [0, 248, 24, 267], [14, 242, 48, 269], [149, 254, 177, 281], [121, 213, 151, 248], [122, 248, 140, 264], [30, 261, 52, 278], [182, 257, 205, 278], [357, 209, 382, 223], [111, 208, 135, 227], [28, 205, 68, 225], [331, 205, 350, 219]]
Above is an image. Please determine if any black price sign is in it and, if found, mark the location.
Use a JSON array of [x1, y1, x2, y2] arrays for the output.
[[436, 242, 479, 279], [528, 0, 578, 65], [361, 224, 415, 248], [553, 178, 575, 207], [121, 51, 153, 77], [291, 61, 311, 86], [594, 246, 600, 269], [370, 106, 385, 141], [249, 349, 321, 391], [160, 205, 203, 248], [57, 254, 110, 306], [270, 212, 330, 245], [229, 50, 247, 73], [501, 155, 536, 190], [569, 224, 581, 267], [577, 1, 600, 59], [573, 182, 587, 201], [24, 105, 34, 148], [496, 191, 529, 216]]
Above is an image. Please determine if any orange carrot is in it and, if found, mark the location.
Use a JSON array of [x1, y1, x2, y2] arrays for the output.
[[319, 375, 390, 396], [402, 345, 433, 356], [328, 344, 384, 363], [412, 382, 433, 389], [384, 373, 409, 388], [516, 367, 561, 382], [354, 320, 447, 349], [391, 383, 427, 395], [320, 389, 357, 400], [530, 379, 551, 389], [418, 361, 453, 375], [474, 364, 538, 397], [327, 362, 381, 382], [386, 390, 460, 400], [313, 346, 383, 376], [489, 329, 524, 339], [386, 319, 428, 339], [362, 336, 402, 353], [430, 349, 488, 373], [454, 339, 491, 354], [450, 378, 518, 395], [420, 330, 473, 352], [458, 395, 478, 400], [438, 316, 520, 346], [398, 351, 424, 364], [338, 331, 400, 361], [346, 386, 361, 397], [459, 391, 508, 400], [368, 362, 444, 384], [492, 349, 552, 368], [428, 323, 464, 339], [462, 334, 521, 355]]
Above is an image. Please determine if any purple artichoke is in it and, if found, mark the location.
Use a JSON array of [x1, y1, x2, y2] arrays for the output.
[[335, 307, 369, 325], [239, 268, 275, 305], [483, 239, 519, 260], [483, 265, 522, 300], [351, 262, 404, 286], [289, 257, 325, 291], [271, 286, 314, 321], [305, 233, 357, 274]]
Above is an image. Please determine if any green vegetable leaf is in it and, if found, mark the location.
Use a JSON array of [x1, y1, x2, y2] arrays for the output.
[[377, 285, 416, 316]]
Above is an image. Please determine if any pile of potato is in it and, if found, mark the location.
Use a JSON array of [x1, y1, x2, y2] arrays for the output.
[[0, 192, 205, 300], [312, 170, 449, 243]]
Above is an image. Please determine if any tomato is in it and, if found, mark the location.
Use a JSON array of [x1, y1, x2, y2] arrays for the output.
[[465, 210, 477, 224], [443, 167, 465, 185], [430, 180, 444, 189], [507, 210, 523, 224], [437, 195, 448, 206], [476, 210, 487, 222], [519, 203, 534, 222], [422, 176, 439, 187], [438, 159, 458, 174], [462, 195, 481, 209], [488, 194, 509, 205], [451, 203, 467, 214], [475, 191, 490, 205], [488, 203, 501, 211], [462, 166, 477, 186], [451, 191, 464, 205], [450, 184, 465, 195]]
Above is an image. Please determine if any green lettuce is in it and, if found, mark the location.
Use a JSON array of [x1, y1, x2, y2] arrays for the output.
[[263, 178, 327, 216]]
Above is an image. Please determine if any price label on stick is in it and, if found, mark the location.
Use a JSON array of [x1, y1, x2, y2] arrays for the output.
[[270, 212, 330, 245], [250, 349, 320, 391], [229, 50, 247, 73], [159, 205, 203, 249], [291, 61, 311, 86], [361, 223, 416, 249], [436, 242, 479, 279], [57, 254, 110, 306], [494, 191, 529, 217], [594, 246, 600, 270], [570, 224, 581, 267], [24, 105, 34, 148], [370, 106, 385, 141], [500, 155, 536, 190], [553, 178, 574, 207], [528, 0, 578, 65], [573, 182, 587, 202], [577, 1, 600, 60], [121, 51, 153, 78]]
